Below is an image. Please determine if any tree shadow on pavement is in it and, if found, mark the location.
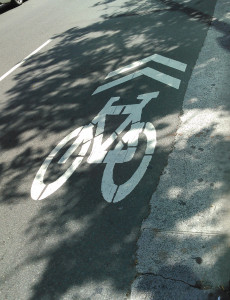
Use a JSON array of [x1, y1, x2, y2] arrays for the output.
[[1, 0, 229, 299], [96, 0, 230, 54]]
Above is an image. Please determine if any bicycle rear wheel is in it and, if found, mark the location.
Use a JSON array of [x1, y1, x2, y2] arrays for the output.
[[31, 124, 93, 200]]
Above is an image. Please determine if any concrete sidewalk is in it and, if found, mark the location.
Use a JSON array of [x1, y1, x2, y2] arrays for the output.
[[131, 0, 230, 299]]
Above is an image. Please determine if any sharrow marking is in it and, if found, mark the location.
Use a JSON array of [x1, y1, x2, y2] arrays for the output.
[[106, 54, 187, 78], [93, 67, 181, 95]]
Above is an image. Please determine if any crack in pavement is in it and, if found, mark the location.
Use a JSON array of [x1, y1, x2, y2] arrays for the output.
[[137, 272, 212, 290]]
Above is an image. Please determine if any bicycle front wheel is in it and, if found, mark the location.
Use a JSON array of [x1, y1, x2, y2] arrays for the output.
[[101, 121, 156, 203]]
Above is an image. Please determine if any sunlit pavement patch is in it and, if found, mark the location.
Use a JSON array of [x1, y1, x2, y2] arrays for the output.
[[0, 0, 219, 299], [131, 0, 230, 298], [31, 54, 187, 203]]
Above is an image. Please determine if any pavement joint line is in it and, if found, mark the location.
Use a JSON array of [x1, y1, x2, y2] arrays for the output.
[[0, 39, 52, 82]]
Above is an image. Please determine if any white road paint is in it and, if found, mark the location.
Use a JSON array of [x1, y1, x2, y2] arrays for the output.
[[31, 92, 159, 203], [59, 124, 93, 164], [31, 53, 187, 203], [102, 121, 157, 203], [113, 156, 152, 203], [31, 125, 93, 200], [106, 54, 187, 78], [0, 39, 52, 82], [122, 122, 145, 147], [93, 67, 181, 95], [144, 122, 157, 155], [88, 132, 118, 164]]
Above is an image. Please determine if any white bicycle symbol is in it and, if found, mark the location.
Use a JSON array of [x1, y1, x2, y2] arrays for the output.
[[31, 92, 159, 203]]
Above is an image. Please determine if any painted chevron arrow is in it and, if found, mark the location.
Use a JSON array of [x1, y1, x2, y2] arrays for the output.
[[92, 54, 187, 95], [106, 54, 187, 78]]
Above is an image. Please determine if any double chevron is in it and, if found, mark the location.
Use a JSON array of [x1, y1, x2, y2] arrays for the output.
[[92, 54, 187, 95]]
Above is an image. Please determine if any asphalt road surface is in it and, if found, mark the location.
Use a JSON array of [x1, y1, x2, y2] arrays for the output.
[[0, 0, 217, 299]]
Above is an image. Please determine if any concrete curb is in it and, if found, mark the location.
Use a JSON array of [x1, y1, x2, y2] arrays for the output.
[[130, 0, 230, 298]]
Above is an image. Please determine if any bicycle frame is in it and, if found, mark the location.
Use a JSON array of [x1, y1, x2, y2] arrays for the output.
[[31, 92, 159, 202]]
